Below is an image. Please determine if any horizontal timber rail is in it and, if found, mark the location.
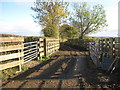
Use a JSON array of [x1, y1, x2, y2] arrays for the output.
[[0, 37, 24, 71], [89, 37, 120, 70], [0, 37, 60, 71]]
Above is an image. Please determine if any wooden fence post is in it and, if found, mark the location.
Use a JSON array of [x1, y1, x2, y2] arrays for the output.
[[44, 38, 47, 57], [118, 37, 120, 56], [112, 38, 115, 58], [18, 49, 22, 72], [98, 40, 102, 53], [115, 38, 119, 57], [102, 39, 105, 52], [37, 39, 40, 60], [109, 38, 114, 59]]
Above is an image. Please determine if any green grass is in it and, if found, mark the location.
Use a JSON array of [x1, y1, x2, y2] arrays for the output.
[[2, 66, 28, 81], [2, 67, 19, 81], [0, 73, 3, 77], [21, 66, 27, 71], [3, 77, 8, 80], [39, 56, 50, 62]]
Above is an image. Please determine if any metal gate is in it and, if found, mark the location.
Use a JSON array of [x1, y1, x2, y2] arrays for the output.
[[24, 41, 39, 63]]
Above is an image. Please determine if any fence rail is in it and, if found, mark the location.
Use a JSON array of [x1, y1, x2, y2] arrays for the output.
[[0, 37, 24, 43], [0, 37, 60, 71], [89, 37, 120, 70], [46, 38, 59, 56], [24, 41, 39, 63], [0, 37, 24, 71]]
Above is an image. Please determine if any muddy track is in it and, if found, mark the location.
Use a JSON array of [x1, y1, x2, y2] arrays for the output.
[[2, 44, 120, 89]]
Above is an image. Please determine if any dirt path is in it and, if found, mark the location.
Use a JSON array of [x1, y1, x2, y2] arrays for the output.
[[2, 44, 120, 89]]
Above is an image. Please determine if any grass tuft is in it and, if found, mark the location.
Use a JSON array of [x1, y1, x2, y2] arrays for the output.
[[21, 66, 27, 71], [39, 56, 50, 62]]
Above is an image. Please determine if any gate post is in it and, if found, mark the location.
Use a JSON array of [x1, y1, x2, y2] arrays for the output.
[[37, 39, 40, 60], [44, 38, 47, 57]]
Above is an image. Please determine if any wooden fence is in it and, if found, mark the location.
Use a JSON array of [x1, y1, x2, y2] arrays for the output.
[[0, 37, 60, 71], [0, 37, 24, 71], [45, 38, 60, 56], [38, 38, 59, 58], [89, 37, 120, 70]]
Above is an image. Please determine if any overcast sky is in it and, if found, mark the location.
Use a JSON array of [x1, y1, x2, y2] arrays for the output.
[[0, 0, 119, 37]]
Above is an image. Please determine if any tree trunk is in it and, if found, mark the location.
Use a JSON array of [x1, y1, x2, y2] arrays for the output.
[[79, 33, 84, 39]]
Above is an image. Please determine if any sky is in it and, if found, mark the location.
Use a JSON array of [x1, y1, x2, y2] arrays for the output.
[[0, 0, 119, 37]]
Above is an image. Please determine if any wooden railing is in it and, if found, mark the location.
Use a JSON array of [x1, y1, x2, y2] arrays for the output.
[[39, 38, 45, 58], [89, 37, 120, 70], [45, 38, 59, 56], [0, 37, 60, 71], [38, 38, 59, 58], [0, 37, 24, 71]]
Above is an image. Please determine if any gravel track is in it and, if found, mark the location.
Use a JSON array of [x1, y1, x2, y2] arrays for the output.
[[2, 44, 120, 89]]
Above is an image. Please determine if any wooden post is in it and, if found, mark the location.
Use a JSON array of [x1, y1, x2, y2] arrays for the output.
[[109, 38, 114, 59], [115, 38, 119, 57], [105, 39, 108, 52], [37, 40, 40, 60], [118, 37, 120, 56], [102, 39, 105, 52], [21, 43, 24, 64], [99, 40, 102, 53], [18, 40, 24, 72], [18, 48, 22, 72], [44, 38, 47, 57], [113, 38, 115, 58]]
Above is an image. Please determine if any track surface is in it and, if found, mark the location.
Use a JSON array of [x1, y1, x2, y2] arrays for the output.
[[2, 44, 120, 89]]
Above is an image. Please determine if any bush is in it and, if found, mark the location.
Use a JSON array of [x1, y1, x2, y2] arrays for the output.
[[42, 25, 58, 38]]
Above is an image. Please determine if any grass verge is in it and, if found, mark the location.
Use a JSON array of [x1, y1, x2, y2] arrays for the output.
[[2, 65, 28, 81]]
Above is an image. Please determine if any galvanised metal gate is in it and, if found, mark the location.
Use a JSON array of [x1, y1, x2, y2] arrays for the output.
[[24, 41, 39, 63]]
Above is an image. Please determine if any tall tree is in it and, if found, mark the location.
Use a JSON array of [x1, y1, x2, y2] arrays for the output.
[[42, 24, 58, 38], [70, 2, 108, 39], [60, 24, 77, 40], [31, 1, 69, 38]]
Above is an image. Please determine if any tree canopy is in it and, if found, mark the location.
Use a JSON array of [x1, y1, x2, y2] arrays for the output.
[[70, 2, 108, 39], [31, 1, 69, 38], [42, 24, 58, 38], [59, 24, 77, 39], [31, 1, 68, 26], [31, 1, 107, 39]]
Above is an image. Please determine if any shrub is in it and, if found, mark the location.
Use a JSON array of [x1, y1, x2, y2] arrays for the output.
[[42, 25, 58, 38]]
